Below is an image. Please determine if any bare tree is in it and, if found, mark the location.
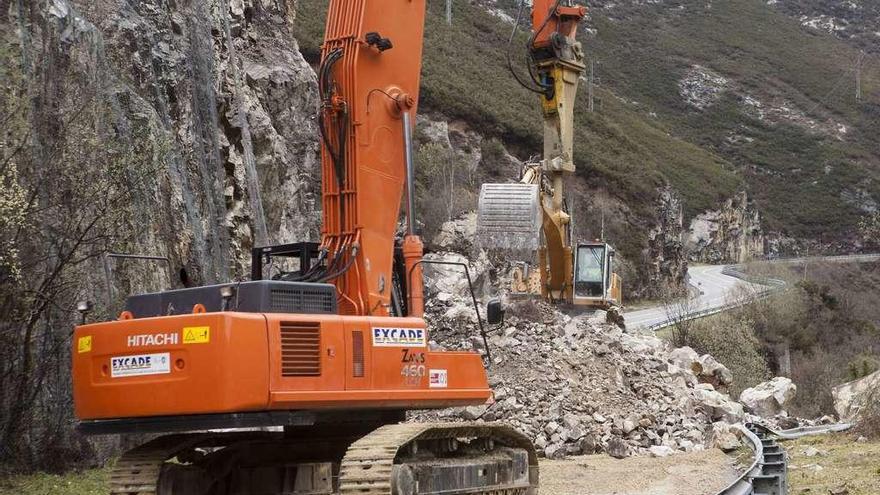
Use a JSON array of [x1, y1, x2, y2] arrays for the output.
[[662, 284, 700, 347], [0, 4, 165, 470]]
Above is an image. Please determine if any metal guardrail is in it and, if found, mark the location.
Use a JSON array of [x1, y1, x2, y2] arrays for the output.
[[751, 422, 852, 440], [715, 422, 851, 495], [762, 253, 880, 265], [717, 424, 787, 495]]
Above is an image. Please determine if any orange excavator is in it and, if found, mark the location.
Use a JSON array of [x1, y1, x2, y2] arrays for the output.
[[71, 1, 582, 493]]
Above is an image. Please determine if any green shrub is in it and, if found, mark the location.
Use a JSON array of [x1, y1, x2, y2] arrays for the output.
[[415, 143, 475, 241], [689, 314, 772, 397]]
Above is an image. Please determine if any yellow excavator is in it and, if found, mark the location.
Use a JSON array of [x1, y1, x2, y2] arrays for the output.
[[477, 0, 622, 311]]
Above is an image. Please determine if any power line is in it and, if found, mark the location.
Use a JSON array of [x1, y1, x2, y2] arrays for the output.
[[804, 50, 873, 115], [856, 50, 865, 101], [804, 65, 856, 115]]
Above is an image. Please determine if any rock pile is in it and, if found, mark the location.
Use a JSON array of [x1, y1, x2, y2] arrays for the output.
[[415, 270, 748, 459]]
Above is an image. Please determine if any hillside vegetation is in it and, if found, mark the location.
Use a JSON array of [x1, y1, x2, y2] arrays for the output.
[[295, 0, 879, 244], [591, 0, 880, 238], [292, 0, 742, 269], [687, 261, 880, 417]]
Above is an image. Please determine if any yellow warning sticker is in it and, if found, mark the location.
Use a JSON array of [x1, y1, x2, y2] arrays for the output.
[[77, 335, 92, 354], [183, 326, 210, 344]]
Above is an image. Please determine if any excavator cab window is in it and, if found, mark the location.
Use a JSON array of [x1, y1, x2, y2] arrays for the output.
[[575, 244, 607, 298]]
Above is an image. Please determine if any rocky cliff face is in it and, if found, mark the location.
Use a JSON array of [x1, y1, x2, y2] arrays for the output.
[[639, 187, 688, 299], [686, 191, 765, 264], [0, 0, 321, 468], [33, 0, 321, 299]]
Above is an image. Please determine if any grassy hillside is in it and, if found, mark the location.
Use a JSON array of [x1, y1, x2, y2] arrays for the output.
[[589, 0, 880, 237], [292, 0, 741, 222], [294, 0, 879, 244]]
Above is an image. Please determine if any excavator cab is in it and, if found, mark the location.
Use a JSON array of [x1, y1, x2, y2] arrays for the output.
[[573, 242, 621, 308]]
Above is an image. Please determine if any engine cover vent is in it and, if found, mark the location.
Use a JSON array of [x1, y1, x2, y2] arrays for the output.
[[270, 286, 335, 314], [280, 322, 321, 377]]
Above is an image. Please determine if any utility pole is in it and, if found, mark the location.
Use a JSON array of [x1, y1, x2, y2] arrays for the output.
[[803, 247, 809, 281], [588, 60, 595, 112], [856, 50, 864, 101], [446, 0, 452, 25]]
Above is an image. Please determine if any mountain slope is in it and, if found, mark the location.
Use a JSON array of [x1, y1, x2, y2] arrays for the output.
[[295, 0, 879, 246], [589, 0, 880, 239]]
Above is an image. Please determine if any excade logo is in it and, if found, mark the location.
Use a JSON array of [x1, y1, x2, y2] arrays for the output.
[[110, 352, 171, 378], [372, 327, 426, 347]]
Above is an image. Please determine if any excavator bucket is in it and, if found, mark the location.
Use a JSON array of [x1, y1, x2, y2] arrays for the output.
[[476, 183, 542, 250]]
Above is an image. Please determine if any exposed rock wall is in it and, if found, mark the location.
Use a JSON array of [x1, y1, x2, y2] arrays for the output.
[[0, 0, 321, 468], [687, 191, 765, 264], [39, 0, 321, 299], [639, 186, 688, 298]]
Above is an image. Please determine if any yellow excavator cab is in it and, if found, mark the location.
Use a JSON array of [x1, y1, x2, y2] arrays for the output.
[[572, 242, 622, 308]]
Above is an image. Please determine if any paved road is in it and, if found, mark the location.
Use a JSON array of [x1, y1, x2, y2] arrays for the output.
[[625, 265, 765, 330], [625, 254, 880, 331]]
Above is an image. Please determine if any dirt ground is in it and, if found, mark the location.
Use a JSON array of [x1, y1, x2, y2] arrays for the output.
[[540, 448, 739, 495], [785, 433, 880, 495], [0, 449, 741, 495]]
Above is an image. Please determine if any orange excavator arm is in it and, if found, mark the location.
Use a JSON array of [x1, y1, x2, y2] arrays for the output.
[[316, 0, 428, 318], [316, 1, 589, 315]]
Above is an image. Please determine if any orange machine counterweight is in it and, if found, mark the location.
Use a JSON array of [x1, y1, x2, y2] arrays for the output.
[[73, 312, 489, 420]]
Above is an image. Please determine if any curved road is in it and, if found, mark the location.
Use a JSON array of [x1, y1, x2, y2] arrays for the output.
[[625, 265, 765, 330], [625, 254, 880, 331]]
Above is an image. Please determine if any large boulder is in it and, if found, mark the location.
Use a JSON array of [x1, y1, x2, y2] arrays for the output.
[[832, 370, 880, 422], [708, 422, 742, 452], [432, 212, 477, 253], [667, 347, 733, 392], [693, 386, 744, 423], [696, 354, 734, 392], [739, 377, 797, 418], [668, 346, 700, 371]]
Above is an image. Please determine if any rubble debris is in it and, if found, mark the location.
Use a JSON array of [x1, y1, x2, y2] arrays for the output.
[[415, 265, 747, 458]]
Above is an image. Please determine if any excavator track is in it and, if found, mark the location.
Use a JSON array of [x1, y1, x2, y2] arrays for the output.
[[108, 423, 537, 495], [110, 434, 207, 495], [339, 423, 538, 495]]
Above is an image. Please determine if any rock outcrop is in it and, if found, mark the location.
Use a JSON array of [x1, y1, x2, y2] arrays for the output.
[[687, 191, 765, 264], [640, 187, 688, 299], [832, 370, 880, 422], [679, 65, 729, 110]]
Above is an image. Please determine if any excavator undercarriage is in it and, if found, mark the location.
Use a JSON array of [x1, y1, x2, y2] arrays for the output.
[[109, 423, 537, 495]]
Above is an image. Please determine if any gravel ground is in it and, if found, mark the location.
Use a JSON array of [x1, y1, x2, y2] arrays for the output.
[[785, 433, 880, 495], [539, 448, 740, 495]]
